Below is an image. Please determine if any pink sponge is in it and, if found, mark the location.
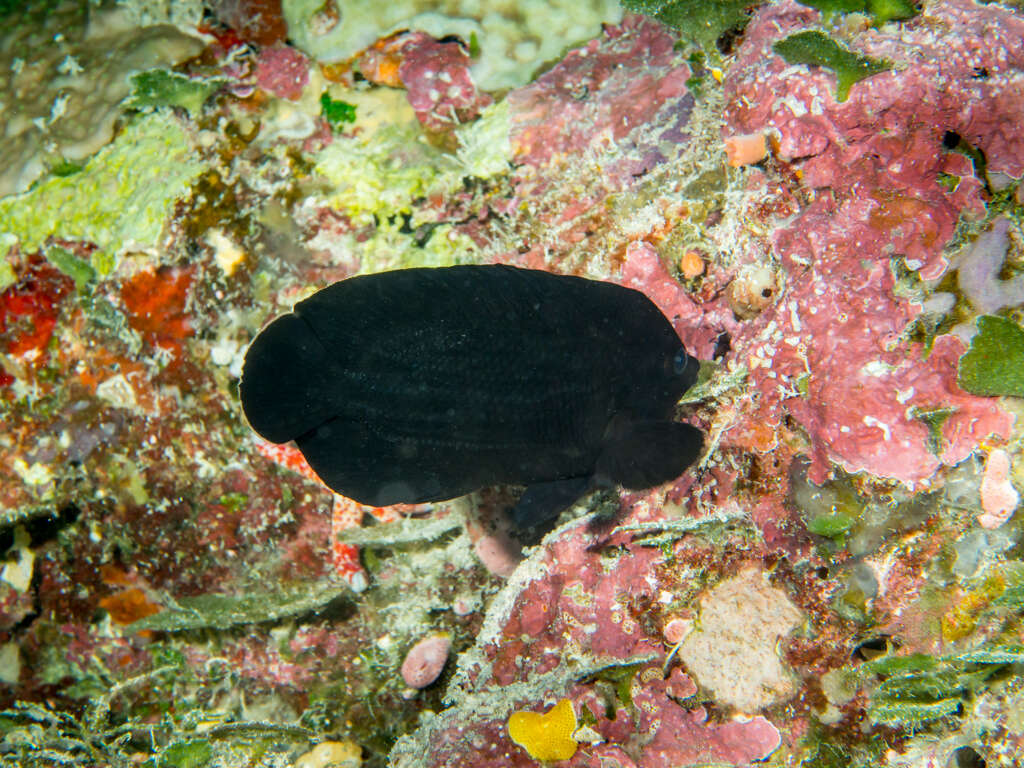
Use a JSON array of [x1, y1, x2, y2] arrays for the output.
[[401, 634, 451, 689]]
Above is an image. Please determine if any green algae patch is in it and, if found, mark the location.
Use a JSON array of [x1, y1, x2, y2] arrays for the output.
[[125, 69, 226, 117], [320, 91, 357, 129], [796, 0, 917, 23], [862, 645, 1020, 726], [313, 108, 457, 225], [957, 315, 1024, 397], [46, 246, 96, 290], [0, 114, 206, 275], [0, 261, 14, 293], [806, 507, 858, 539], [154, 739, 213, 768], [127, 581, 352, 632], [773, 30, 891, 101], [621, 0, 750, 51]]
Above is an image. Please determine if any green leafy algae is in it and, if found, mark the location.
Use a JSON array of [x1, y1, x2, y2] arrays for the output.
[[46, 246, 96, 290], [49, 158, 84, 177], [320, 91, 357, 128], [127, 581, 352, 632], [153, 739, 213, 768], [0, 261, 14, 293], [806, 508, 857, 539], [126, 69, 225, 116], [957, 314, 1024, 397], [0, 113, 206, 275], [796, 0, 917, 23], [862, 644, 1019, 727], [773, 30, 891, 101], [865, 0, 918, 22], [620, 0, 750, 51]]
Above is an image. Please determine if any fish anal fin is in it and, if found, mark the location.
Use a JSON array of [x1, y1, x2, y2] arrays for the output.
[[510, 476, 594, 542], [595, 420, 703, 490]]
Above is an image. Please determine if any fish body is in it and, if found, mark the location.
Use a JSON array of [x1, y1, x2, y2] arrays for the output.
[[240, 265, 701, 529]]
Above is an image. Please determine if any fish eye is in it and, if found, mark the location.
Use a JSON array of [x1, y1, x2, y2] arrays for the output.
[[673, 348, 691, 376]]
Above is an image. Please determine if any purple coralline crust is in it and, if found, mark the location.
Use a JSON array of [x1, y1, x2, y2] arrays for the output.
[[743, 254, 1012, 487], [718, 0, 1018, 487], [566, 670, 783, 767], [488, 527, 665, 682], [726, 0, 1024, 274], [737, 0, 1024, 166], [508, 14, 691, 169], [398, 33, 493, 133], [254, 44, 310, 101]]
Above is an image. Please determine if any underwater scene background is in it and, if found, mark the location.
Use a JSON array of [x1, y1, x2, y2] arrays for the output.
[[1, 0, 1023, 765]]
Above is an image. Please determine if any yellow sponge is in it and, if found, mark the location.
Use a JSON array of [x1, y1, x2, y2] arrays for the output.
[[507, 698, 578, 762]]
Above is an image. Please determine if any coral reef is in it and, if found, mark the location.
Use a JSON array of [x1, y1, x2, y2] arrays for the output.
[[0, 1, 1022, 767], [281, 0, 623, 90], [0, 1, 203, 197]]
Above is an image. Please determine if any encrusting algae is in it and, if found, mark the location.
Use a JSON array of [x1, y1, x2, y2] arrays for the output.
[[508, 698, 578, 762]]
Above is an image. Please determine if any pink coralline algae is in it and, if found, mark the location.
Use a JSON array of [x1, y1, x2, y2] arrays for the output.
[[621, 241, 698, 323], [726, 0, 1024, 278], [359, 32, 492, 134], [401, 634, 451, 689], [718, 0, 1020, 488], [568, 669, 782, 767], [254, 45, 310, 101], [630, 681, 781, 766], [508, 15, 692, 169], [755, 264, 1012, 487]]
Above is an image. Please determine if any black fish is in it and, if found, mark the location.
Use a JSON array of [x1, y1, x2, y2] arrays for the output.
[[240, 265, 702, 532]]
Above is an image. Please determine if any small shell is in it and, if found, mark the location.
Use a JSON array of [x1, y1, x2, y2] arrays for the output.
[[727, 264, 780, 319]]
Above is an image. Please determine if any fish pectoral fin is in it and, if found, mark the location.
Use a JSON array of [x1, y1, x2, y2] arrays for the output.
[[510, 476, 595, 539], [595, 420, 703, 490]]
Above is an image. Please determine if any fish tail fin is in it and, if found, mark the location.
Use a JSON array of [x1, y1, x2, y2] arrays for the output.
[[239, 314, 342, 444]]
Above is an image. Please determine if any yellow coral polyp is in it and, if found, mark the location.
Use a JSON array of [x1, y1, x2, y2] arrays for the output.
[[508, 698, 578, 762]]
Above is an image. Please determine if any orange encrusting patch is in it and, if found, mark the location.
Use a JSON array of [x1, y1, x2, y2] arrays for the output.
[[98, 587, 162, 625], [724, 132, 768, 167], [508, 698, 578, 762], [119, 265, 194, 353], [679, 250, 705, 279]]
